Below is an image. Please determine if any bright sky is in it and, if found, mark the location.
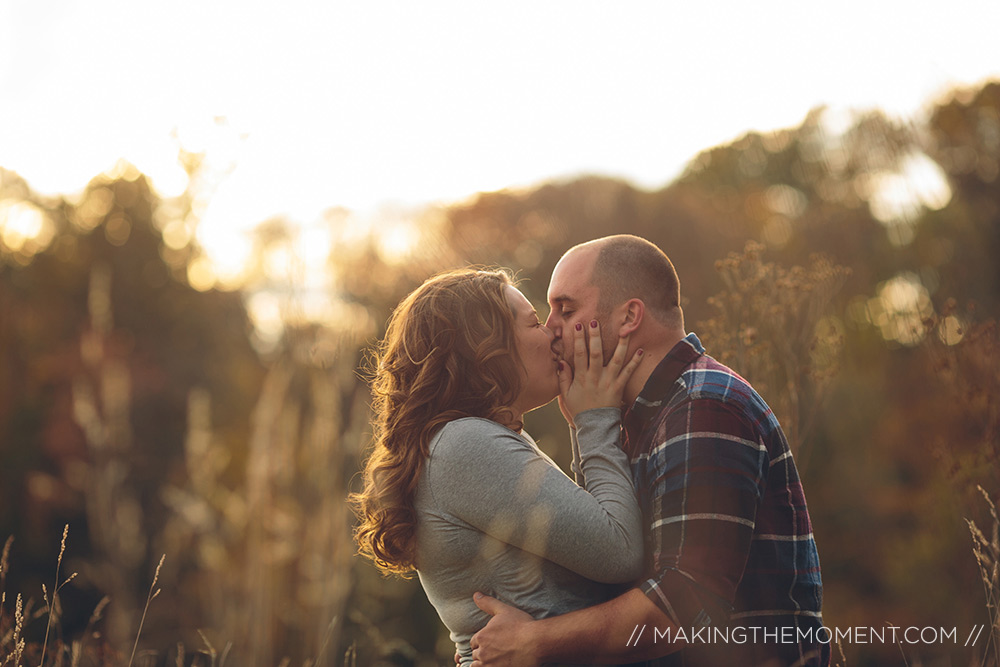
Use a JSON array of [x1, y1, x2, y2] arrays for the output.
[[2, 0, 999, 283]]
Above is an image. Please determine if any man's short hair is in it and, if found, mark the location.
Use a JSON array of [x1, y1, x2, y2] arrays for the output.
[[586, 235, 681, 323]]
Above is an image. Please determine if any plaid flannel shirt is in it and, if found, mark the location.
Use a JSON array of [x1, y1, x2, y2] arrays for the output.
[[622, 334, 829, 667]]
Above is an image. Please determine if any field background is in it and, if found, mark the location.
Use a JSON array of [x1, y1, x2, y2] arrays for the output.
[[1, 79, 999, 666]]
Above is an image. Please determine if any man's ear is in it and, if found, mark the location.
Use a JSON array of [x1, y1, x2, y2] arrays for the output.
[[619, 299, 644, 336]]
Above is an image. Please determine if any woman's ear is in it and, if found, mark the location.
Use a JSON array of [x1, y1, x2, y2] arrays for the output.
[[618, 299, 644, 336]]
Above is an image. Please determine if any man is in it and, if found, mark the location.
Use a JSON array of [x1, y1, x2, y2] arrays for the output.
[[468, 235, 829, 666]]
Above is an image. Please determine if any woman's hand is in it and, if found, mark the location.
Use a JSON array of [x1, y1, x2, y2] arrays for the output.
[[557, 320, 642, 424]]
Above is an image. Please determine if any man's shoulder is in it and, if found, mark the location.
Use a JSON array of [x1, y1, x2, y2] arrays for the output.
[[670, 355, 779, 435], [678, 354, 753, 403]]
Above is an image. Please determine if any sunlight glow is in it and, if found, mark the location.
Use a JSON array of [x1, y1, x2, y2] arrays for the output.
[[187, 256, 217, 292], [764, 185, 809, 219], [869, 152, 953, 246], [247, 291, 284, 346], [866, 272, 934, 346], [3, 0, 997, 247], [196, 220, 253, 290], [263, 245, 296, 283], [2, 0, 999, 343], [0, 200, 54, 256], [297, 225, 334, 286], [162, 220, 194, 250], [1, 201, 43, 246], [73, 188, 115, 230], [212, 238, 254, 290], [130, 137, 190, 198], [376, 221, 420, 265], [761, 184, 808, 249]]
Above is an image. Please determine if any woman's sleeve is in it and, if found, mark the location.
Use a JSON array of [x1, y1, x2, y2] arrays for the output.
[[426, 409, 643, 584]]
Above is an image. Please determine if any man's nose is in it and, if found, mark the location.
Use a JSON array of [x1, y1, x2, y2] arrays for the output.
[[544, 312, 559, 336]]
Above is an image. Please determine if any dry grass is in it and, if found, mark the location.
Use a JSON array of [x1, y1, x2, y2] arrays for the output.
[[697, 241, 851, 465], [923, 304, 1000, 665], [0, 368, 364, 667], [157, 332, 355, 665], [127, 555, 163, 667], [698, 250, 1000, 666], [73, 263, 146, 651], [923, 304, 1000, 487], [0, 527, 100, 666], [967, 486, 1000, 666], [68, 262, 356, 664], [40, 525, 78, 666], [0, 256, 365, 665]]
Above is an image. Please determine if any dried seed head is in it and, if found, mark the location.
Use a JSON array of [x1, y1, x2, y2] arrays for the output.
[[152, 554, 166, 587], [0, 535, 12, 576]]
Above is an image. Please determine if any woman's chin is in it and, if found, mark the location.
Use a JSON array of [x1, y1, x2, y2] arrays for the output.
[[525, 389, 560, 414]]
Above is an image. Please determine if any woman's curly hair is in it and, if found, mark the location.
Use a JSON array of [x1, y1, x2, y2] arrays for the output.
[[351, 268, 523, 575]]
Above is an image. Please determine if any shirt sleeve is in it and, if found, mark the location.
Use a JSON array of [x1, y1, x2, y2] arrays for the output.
[[639, 398, 769, 627], [426, 409, 643, 584]]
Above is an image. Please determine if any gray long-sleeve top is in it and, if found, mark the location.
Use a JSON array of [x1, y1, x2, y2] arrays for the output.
[[414, 408, 644, 666]]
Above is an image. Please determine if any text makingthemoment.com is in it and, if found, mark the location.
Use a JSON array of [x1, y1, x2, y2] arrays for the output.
[[624, 625, 989, 648]]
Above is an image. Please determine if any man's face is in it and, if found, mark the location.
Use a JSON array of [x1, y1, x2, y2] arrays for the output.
[[544, 248, 615, 370]]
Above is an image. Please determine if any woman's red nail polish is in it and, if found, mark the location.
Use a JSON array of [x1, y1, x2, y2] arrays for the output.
[[590, 320, 597, 328], [637, 349, 644, 356], [575, 323, 582, 331]]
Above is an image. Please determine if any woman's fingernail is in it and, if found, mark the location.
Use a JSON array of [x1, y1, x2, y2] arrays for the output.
[[575, 323, 582, 331], [558, 361, 564, 371], [637, 349, 644, 356], [590, 320, 598, 328]]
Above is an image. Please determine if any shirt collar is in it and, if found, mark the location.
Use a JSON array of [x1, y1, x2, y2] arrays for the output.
[[622, 332, 704, 450]]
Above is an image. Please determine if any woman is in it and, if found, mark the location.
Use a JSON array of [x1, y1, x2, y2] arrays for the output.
[[352, 268, 643, 666]]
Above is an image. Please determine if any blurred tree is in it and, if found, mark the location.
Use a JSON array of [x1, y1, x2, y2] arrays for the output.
[[922, 82, 1000, 311], [0, 166, 265, 649]]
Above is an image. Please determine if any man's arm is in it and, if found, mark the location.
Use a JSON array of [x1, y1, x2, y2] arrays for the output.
[[469, 588, 684, 666], [471, 397, 767, 666]]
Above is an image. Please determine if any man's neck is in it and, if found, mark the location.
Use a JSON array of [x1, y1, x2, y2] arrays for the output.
[[623, 329, 686, 405]]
